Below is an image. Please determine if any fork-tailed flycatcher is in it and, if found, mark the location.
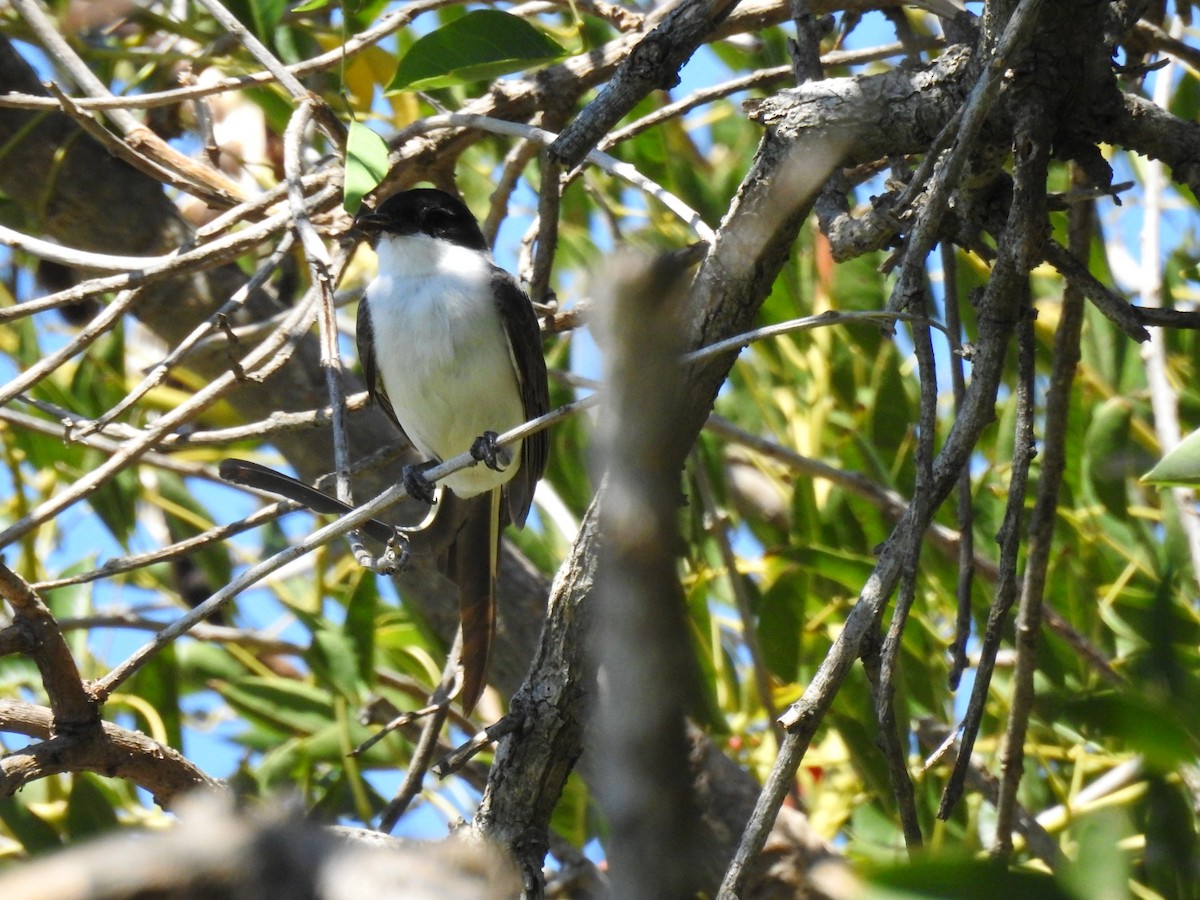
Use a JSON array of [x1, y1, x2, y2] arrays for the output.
[[354, 188, 549, 712]]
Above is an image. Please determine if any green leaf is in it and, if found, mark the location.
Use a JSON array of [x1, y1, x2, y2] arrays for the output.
[[1143, 426, 1200, 485], [226, 0, 286, 43], [343, 572, 377, 685], [1083, 397, 1135, 518], [385, 10, 565, 93], [1062, 809, 1133, 900], [127, 645, 183, 751], [155, 471, 233, 600], [758, 568, 802, 681], [1142, 776, 1200, 900], [291, 0, 330, 12], [212, 677, 334, 735], [1170, 70, 1200, 122], [307, 626, 363, 701], [82, 447, 139, 547], [777, 544, 877, 593], [65, 774, 120, 840], [549, 771, 590, 848], [176, 641, 249, 683], [863, 856, 1073, 899], [1066, 692, 1197, 771], [0, 796, 62, 854], [256, 722, 394, 788], [343, 121, 390, 215]]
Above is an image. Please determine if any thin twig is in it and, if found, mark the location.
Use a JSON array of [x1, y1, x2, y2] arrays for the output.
[[0, 288, 143, 408], [0, 222, 175, 271], [0, 404, 258, 488], [0, 193, 332, 323], [196, 170, 331, 240], [509, 0, 643, 32], [433, 714, 521, 777], [942, 242, 974, 690], [376, 648, 458, 833], [73, 233, 296, 438], [399, 112, 716, 244], [993, 165, 1089, 857], [179, 284, 359, 364], [30, 502, 290, 591], [45, 82, 241, 209], [982, 299, 1038, 843], [530, 153, 561, 304], [873, 287, 938, 853], [691, 453, 784, 747], [152, 391, 373, 446], [0, 285, 321, 552], [1042, 239, 1149, 342], [483, 136, 541, 246], [0, 0, 455, 112], [193, 0, 344, 146], [57, 614, 306, 656], [11, 0, 246, 203], [886, 0, 1046, 315]]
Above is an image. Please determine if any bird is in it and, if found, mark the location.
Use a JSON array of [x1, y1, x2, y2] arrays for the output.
[[354, 188, 549, 712]]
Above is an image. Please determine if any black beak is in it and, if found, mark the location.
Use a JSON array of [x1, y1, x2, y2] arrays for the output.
[[353, 209, 390, 236]]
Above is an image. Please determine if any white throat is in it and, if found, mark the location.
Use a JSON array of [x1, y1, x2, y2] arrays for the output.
[[373, 231, 493, 279]]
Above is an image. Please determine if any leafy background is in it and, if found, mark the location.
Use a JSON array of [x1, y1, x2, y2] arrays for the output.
[[0, 0, 1198, 896]]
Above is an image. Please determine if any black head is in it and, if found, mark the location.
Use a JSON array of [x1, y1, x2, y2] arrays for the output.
[[355, 188, 488, 252]]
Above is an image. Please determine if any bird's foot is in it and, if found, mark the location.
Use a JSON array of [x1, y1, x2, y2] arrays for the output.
[[402, 461, 438, 505], [470, 430, 511, 472], [374, 529, 412, 575]]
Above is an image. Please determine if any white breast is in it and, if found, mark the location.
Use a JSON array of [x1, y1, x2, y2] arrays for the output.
[[365, 232, 525, 498]]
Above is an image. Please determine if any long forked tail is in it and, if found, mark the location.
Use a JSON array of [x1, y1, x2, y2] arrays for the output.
[[454, 488, 500, 712]]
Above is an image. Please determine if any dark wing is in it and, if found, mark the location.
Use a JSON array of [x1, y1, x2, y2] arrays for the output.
[[356, 294, 404, 434], [491, 267, 549, 528]]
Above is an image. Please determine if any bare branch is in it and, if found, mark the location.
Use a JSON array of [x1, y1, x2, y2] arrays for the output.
[[0, 564, 97, 732], [0, 700, 215, 805]]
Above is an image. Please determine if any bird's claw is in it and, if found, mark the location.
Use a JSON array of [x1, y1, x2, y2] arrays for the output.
[[470, 430, 511, 472], [403, 461, 438, 505], [375, 529, 413, 575]]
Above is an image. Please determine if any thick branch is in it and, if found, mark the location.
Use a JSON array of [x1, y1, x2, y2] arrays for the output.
[[0, 700, 215, 806], [1112, 92, 1200, 199], [590, 254, 702, 897], [479, 116, 846, 895], [550, 0, 741, 168], [0, 563, 97, 733]]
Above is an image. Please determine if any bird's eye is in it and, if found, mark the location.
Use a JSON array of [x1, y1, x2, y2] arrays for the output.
[[422, 208, 455, 235]]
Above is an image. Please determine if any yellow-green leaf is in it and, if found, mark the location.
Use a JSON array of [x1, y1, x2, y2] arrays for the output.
[[343, 121, 390, 214], [1143, 427, 1200, 485], [386, 10, 565, 93]]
